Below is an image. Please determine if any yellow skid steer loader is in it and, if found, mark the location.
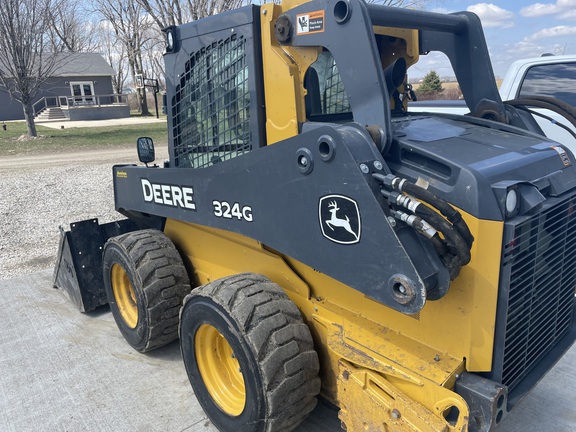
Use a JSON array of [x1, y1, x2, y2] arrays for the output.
[[54, 0, 576, 430]]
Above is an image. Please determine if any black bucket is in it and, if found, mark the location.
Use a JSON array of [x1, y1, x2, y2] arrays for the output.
[[53, 218, 139, 312]]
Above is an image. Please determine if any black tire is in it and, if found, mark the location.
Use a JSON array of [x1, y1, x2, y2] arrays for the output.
[[102, 229, 191, 352], [180, 273, 320, 432]]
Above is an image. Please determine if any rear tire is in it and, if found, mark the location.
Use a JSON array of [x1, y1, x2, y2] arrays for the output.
[[102, 229, 191, 352], [180, 273, 320, 432]]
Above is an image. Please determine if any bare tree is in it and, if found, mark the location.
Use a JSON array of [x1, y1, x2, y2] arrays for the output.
[[96, 22, 129, 94], [0, 0, 67, 137], [137, 0, 245, 29], [141, 28, 166, 90], [134, 0, 246, 92], [47, 1, 99, 52], [94, 0, 152, 115]]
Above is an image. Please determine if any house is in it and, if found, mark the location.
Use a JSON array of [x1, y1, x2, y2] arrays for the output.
[[0, 52, 129, 121]]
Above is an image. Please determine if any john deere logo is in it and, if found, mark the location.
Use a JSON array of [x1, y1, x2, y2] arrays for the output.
[[319, 195, 361, 244]]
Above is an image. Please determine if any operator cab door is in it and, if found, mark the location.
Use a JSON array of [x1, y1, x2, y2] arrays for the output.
[[163, 6, 266, 169]]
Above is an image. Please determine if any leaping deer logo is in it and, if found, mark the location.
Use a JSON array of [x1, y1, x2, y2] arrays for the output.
[[319, 195, 361, 244], [326, 201, 359, 241]]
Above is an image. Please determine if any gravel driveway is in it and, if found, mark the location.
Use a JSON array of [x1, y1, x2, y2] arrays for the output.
[[0, 145, 168, 280]]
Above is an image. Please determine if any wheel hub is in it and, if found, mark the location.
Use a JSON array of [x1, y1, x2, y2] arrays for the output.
[[110, 263, 138, 328], [195, 324, 246, 416]]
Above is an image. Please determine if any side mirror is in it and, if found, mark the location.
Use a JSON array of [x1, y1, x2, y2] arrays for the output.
[[137, 137, 155, 165]]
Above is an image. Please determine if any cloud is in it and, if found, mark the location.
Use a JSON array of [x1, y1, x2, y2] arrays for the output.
[[559, 9, 576, 20], [520, 0, 576, 18], [467, 3, 514, 28], [510, 40, 546, 55], [430, 7, 453, 14], [524, 25, 576, 40]]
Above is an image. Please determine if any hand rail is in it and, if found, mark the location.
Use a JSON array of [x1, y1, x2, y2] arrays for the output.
[[33, 98, 48, 116], [65, 94, 129, 108], [33, 96, 62, 115], [34, 94, 129, 116]]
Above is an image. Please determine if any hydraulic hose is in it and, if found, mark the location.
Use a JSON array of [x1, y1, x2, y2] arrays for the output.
[[505, 96, 576, 129], [375, 173, 474, 279], [397, 180, 474, 248], [392, 209, 451, 264], [514, 106, 576, 140], [374, 173, 474, 247], [383, 189, 471, 264]]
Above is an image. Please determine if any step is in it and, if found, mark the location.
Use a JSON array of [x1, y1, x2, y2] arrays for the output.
[[35, 107, 67, 120]]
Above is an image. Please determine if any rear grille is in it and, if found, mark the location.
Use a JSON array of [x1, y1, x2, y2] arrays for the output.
[[494, 194, 576, 393]]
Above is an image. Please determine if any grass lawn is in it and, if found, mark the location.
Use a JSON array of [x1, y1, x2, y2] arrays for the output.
[[0, 121, 168, 157]]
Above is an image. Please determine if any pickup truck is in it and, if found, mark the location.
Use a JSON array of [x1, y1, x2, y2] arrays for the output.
[[409, 55, 576, 152]]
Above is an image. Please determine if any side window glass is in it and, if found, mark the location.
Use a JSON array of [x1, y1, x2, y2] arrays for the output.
[[172, 35, 251, 168], [305, 50, 351, 118], [518, 62, 576, 106]]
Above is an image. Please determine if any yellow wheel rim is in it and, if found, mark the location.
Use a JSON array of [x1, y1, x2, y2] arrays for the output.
[[195, 324, 246, 416], [110, 263, 138, 329]]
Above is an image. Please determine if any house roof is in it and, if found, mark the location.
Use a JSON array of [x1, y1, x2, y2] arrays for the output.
[[52, 53, 114, 77], [0, 52, 114, 77]]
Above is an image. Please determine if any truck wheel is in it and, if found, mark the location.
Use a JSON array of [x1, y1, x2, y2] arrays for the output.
[[102, 229, 191, 352], [180, 273, 320, 432]]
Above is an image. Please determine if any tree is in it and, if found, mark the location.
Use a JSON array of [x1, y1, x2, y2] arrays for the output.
[[0, 0, 68, 137], [137, 0, 245, 29], [96, 22, 129, 94], [141, 33, 166, 90], [418, 70, 443, 95], [94, 0, 152, 115], [47, 0, 99, 52]]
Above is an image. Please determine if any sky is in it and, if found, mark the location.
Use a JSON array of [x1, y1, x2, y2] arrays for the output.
[[408, 0, 576, 78]]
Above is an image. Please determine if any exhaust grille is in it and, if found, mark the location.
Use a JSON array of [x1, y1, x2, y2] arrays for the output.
[[496, 194, 576, 392]]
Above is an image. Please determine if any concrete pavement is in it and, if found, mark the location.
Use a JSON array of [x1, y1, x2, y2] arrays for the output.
[[0, 270, 574, 431]]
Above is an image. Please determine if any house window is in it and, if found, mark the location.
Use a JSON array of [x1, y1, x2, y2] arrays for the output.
[[70, 81, 95, 104]]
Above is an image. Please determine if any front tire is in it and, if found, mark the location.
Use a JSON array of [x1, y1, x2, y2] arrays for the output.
[[180, 273, 320, 432], [102, 229, 191, 352]]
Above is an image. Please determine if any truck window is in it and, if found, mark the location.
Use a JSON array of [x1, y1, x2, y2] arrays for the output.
[[518, 62, 576, 106], [172, 34, 251, 168]]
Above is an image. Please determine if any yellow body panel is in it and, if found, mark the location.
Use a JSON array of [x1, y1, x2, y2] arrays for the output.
[[337, 360, 467, 432], [260, 2, 320, 144], [164, 215, 502, 429], [374, 26, 419, 70]]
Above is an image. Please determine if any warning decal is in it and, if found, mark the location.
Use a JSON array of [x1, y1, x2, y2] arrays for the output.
[[296, 11, 325, 35], [552, 145, 572, 167]]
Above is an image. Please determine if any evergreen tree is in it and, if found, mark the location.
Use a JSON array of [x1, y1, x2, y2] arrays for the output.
[[418, 70, 443, 94]]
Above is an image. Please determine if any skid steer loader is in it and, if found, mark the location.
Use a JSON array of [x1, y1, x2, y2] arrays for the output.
[[54, 0, 576, 430]]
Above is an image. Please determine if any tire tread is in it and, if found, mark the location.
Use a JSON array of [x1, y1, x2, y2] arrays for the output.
[[106, 229, 191, 352], [184, 273, 320, 432]]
